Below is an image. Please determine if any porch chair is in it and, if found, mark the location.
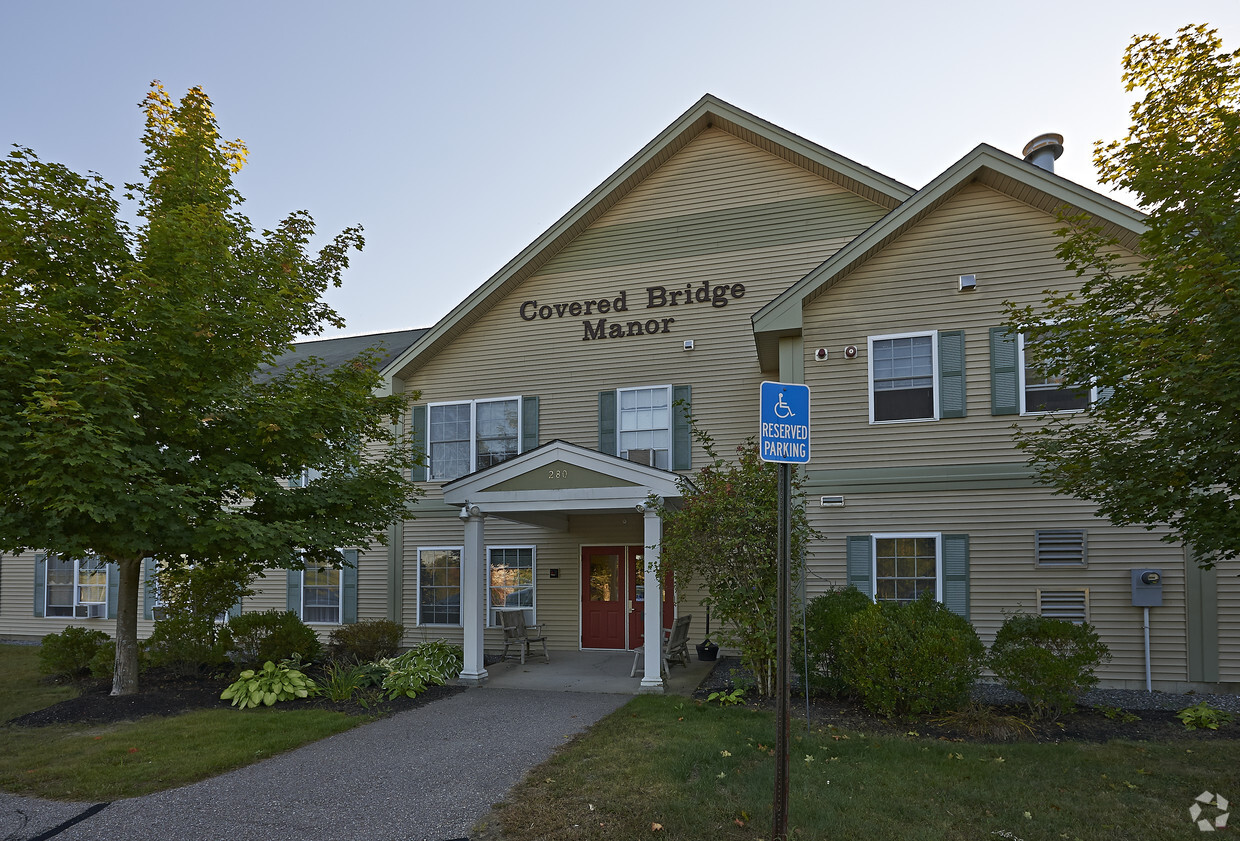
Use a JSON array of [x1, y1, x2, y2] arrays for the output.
[[630, 614, 692, 678], [498, 609, 550, 665]]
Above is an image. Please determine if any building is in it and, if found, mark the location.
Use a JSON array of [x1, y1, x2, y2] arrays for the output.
[[3, 96, 1235, 692]]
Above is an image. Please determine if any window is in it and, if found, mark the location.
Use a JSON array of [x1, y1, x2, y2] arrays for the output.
[[1019, 333, 1091, 413], [1034, 530, 1087, 567], [618, 386, 671, 468], [418, 547, 462, 625], [45, 555, 108, 618], [488, 546, 535, 626], [302, 566, 341, 624], [872, 534, 941, 603], [428, 398, 520, 481], [869, 333, 938, 422]]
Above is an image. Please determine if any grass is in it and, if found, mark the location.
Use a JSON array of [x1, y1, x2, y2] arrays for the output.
[[0, 643, 365, 801], [482, 694, 1240, 841]]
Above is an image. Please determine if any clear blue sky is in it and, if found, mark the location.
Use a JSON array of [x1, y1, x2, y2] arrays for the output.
[[3, 1, 1238, 339]]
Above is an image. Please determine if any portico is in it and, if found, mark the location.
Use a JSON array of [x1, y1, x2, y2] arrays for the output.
[[441, 439, 685, 693]]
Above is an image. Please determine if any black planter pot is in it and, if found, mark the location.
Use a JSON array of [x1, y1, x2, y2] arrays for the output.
[[696, 639, 719, 661]]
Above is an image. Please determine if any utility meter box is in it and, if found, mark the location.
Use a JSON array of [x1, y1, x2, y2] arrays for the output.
[[1131, 568, 1163, 607]]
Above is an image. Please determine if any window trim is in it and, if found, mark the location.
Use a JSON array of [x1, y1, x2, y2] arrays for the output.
[[615, 383, 674, 468], [44, 555, 109, 619], [1017, 332, 1094, 415], [417, 546, 464, 627], [426, 396, 523, 482], [486, 545, 537, 628], [870, 532, 943, 604], [868, 331, 940, 424]]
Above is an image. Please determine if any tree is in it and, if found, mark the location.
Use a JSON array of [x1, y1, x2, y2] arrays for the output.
[[0, 83, 418, 694], [656, 418, 815, 696], [1005, 25, 1240, 569]]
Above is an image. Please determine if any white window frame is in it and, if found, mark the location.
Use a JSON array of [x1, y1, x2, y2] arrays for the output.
[[427, 396, 522, 481], [417, 546, 463, 627], [1017, 332, 1094, 415], [868, 331, 939, 424], [871, 533, 943, 604], [44, 555, 108, 619], [616, 384, 673, 468], [486, 545, 537, 627], [301, 564, 343, 625]]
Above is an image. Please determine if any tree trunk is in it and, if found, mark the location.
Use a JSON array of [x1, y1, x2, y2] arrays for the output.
[[111, 555, 142, 696]]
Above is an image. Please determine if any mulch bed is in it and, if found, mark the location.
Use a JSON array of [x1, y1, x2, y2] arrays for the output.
[[694, 657, 1240, 744], [7, 670, 464, 728]]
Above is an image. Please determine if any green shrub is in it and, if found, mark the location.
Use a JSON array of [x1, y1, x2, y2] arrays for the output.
[[327, 619, 404, 663], [219, 610, 321, 667], [987, 613, 1110, 720], [799, 587, 873, 697], [1176, 701, 1234, 731], [377, 641, 463, 700], [319, 660, 387, 702], [220, 660, 318, 709], [837, 595, 985, 718], [146, 614, 229, 677], [39, 626, 110, 679]]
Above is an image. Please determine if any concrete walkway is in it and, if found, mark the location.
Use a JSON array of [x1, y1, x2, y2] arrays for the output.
[[0, 652, 716, 841], [0, 688, 628, 841]]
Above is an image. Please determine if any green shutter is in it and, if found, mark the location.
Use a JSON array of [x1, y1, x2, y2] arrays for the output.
[[938, 330, 966, 418], [342, 549, 359, 624], [846, 536, 872, 597], [33, 553, 46, 617], [1095, 384, 1115, 405], [521, 396, 539, 453], [143, 557, 157, 620], [942, 534, 970, 619], [106, 562, 120, 620], [598, 390, 617, 455], [990, 327, 1019, 415], [672, 385, 692, 470], [287, 570, 301, 615], [410, 404, 428, 482]]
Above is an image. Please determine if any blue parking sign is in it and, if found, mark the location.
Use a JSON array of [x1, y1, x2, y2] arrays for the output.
[[759, 381, 810, 464]]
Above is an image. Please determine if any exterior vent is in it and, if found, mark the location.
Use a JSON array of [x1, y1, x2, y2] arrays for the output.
[[1035, 530, 1087, 566], [626, 449, 653, 466], [1038, 589, 1089, 624], [1022, 133, 1064, 173], [820, 495, 845, 507]]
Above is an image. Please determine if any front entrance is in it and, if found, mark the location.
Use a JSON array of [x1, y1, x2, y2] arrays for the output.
[[581, 545, 673, 650]]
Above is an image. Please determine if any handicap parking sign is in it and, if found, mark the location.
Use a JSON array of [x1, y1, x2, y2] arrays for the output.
[[759, 381, 810, 464]]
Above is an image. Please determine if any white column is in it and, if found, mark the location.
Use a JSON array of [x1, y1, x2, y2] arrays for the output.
[[458, 506, 488, 685], [640, 501, 665, 693]]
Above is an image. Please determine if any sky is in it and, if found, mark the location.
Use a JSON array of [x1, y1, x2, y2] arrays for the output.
[[3, 1, 1239, 340]]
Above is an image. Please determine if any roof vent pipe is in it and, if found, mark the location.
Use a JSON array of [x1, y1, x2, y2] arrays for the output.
[[1022, 133, 1064, 173]]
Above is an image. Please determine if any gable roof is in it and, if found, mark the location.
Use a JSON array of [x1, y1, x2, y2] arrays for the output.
[[383, 94, 915, 382], [749, 143, 1147, 369], [264, 328, 427, 379]]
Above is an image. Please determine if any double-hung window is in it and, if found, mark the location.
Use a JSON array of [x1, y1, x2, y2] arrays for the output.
[[872, 534, 941, 603], [869, 332, 938, 422], [302, 565, 342, 624], [618, 385, 671, 468], [1019, 334, 1091, 413], [428, 397, 520, 481], [487, 546, 535, 626], [418, 547, 462, 625], [45, 555, 108, 618]]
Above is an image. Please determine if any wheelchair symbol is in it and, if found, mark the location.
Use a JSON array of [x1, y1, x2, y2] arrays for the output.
[[773, 393, 795, 419]]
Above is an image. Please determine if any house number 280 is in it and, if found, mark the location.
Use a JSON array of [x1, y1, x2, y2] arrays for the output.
[[547, 469, 569, 480]]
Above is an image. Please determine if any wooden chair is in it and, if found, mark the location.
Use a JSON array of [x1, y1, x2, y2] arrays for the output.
[[498, 609, 550, 665], [630, 614, 692, 677]]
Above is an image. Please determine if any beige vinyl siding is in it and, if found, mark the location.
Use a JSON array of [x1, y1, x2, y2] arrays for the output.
[[1220, 559, 1240, 681], [800, 182, 1141, 470], [806, 487, 1190, 688]]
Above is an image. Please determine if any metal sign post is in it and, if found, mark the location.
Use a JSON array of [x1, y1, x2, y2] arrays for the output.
[[759, 382, 810, 841]]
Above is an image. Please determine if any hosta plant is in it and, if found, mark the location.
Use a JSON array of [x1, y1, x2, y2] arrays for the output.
[[221, 660, 318, 709]]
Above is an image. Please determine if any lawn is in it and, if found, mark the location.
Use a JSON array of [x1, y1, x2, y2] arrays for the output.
[[0, 643, 366, 801], [479, 694, 1240, 841]]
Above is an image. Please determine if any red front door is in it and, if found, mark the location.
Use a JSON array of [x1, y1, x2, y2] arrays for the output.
[[581, 546, 675, 650], [581, 547, 625, 649]]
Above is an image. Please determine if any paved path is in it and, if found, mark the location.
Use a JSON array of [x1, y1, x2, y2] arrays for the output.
[[0, 687, 628, 841]]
